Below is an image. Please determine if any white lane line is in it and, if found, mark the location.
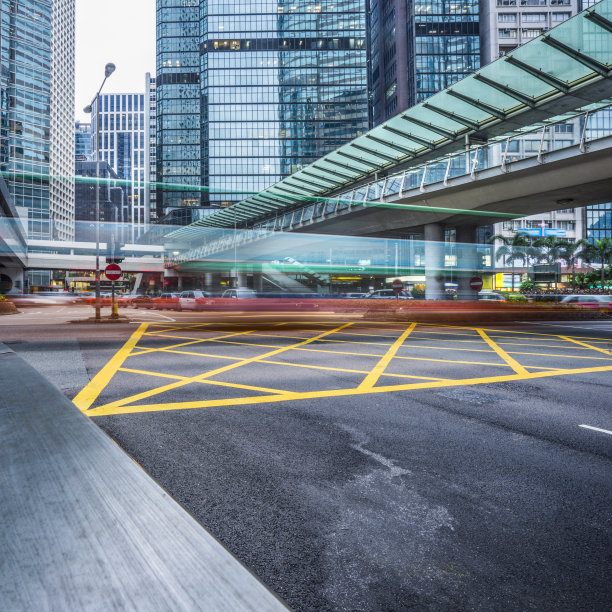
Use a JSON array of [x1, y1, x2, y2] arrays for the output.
[[579, 424, 612, 436], [129, 312, 176, 322], [523, 322, 612, 331]]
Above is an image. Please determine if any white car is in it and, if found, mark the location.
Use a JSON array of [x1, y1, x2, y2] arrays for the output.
[[221, 288, 257, 299], [478, 291, 506, 302], [178, 290, 211, 311], [366, 289, 414, 299]]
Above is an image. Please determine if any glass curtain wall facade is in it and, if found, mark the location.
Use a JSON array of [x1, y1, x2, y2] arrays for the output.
[[0, 0, 53, 240], [408, 0, 480, 104], [203, 0, 369, 206], [368, 0, 479, 126], [156, 0, 202, 213], [92, 91, 149, 239], [157, 0, 369, 216]]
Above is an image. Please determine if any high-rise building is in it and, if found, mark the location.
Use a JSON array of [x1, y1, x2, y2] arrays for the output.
[[480, 0, 578, 64], [75, 121, 92, 159], [144, 73, 158, 220], [0, 0, 75, 241], [91, 75, 154, 238], [484, 0, 584, 254], [156, 0, 370, 219], [368, 0, 480, 126], [50, 0, 76, 241]]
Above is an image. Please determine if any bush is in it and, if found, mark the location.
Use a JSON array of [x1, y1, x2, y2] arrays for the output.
[[505, 293, 527, 302], [519, 279, 535, 292], [0, 295, 5, 301]]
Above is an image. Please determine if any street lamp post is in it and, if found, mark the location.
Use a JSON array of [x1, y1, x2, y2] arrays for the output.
[[84, 63, 116, 321]]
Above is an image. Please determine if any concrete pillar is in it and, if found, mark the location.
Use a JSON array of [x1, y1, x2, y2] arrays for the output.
[[424, 222, 445, 300], [455, 225, 479, 300], [253, 273, 264, 292], [237, 271, 247, 288], [204, 272, 213, 291], [177, 275, 183, 292]]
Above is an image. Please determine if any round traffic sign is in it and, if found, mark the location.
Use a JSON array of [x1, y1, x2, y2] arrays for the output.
[[105, 263, 122, 281], [469, 277, 483, 291], [392, 278, 403, 294]]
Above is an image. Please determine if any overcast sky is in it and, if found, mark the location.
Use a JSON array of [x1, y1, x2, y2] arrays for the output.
[[75, 0, 155, 123]]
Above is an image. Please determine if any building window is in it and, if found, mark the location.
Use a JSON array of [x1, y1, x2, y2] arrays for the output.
[[499, 28, 518, 38], [522, 28, 543, 38], [498, 13, 517, 22], [522, 13, 546, 21], [551, 12, 571, 21], [385, 81, 397, 99], [497, 0, 517, 5]]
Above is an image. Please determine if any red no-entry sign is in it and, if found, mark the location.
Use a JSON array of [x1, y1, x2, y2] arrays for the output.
[[392, 279, 404, 294], [105, 263, 122, 281], [470, 277, 483, 291]]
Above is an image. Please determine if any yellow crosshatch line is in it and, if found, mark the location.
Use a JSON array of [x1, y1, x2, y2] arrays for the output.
[[74, 321, 612, 417]]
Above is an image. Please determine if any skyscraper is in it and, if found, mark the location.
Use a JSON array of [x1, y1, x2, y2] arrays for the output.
[[156, 0, 370, 218], [50, 0, 76, 241], [144, 73, 158, 220], [91, 75, 154, 238], [368, 0, 480, 127], [0, 0, 75, 241]]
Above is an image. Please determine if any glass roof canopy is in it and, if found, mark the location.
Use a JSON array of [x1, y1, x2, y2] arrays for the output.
[[181, 0, 612, 232]]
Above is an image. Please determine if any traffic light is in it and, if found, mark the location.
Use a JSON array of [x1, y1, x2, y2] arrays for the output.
[[105, 256, 124, 264]]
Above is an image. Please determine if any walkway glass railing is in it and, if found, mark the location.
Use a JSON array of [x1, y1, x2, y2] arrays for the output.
[[248, 103, 612, 234]]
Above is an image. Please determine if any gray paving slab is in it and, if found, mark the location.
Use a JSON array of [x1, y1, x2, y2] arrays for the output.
[[0, 343, 288, 612]]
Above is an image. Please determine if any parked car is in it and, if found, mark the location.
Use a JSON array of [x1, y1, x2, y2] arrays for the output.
[[341, 292, 368, 299], [561, 295, 612, 311], [366, 289, 413, 300], [478, 291, 506, 302], [153, 292, 181, 310], [221, 288, 258, 299], [178, 290, 212, 311]]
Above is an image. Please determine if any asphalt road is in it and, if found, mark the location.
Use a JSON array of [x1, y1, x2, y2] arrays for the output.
[[2, 309, 611, 611]]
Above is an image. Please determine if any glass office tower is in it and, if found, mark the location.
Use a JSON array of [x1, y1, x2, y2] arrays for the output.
[[0, 0, 74, 241], [408, 0, 480, 104], [0, 1, 53, 239], [157, 0, 369, 216], [156, 0, 201, 213], [368, 0, 479, 126]]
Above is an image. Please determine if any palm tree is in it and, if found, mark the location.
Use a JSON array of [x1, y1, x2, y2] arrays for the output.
[[533, 236, 568, 289], [559, 238, 589, 291], [581, 238, 612, 289], [490, 231, 530, 291]]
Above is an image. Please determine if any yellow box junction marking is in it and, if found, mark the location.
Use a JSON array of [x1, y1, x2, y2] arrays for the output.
[[74, 321, 612, 417]]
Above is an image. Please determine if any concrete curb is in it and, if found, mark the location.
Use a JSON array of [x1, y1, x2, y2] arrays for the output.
[[0, 343, 288, 611]]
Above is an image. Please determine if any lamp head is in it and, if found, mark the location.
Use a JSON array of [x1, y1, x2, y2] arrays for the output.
[[105, 63, 116, 78], [83, 104, 92, 114]]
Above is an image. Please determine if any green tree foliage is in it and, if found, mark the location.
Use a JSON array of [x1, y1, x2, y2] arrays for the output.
[[490, 232, 530, 291]]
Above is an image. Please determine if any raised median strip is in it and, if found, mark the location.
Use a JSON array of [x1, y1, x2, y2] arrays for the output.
[[0, 342, 288, 611]]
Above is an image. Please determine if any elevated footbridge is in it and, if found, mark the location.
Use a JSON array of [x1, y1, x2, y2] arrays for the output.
[[171, 0, 612, 241]]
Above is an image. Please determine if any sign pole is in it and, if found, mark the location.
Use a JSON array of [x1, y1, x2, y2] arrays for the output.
[[111, 280, 118, 319]]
